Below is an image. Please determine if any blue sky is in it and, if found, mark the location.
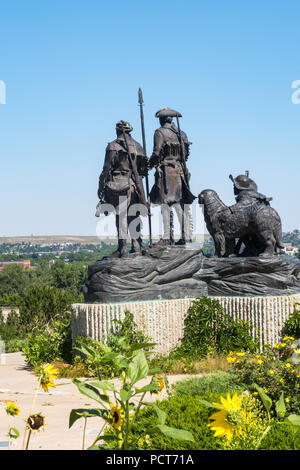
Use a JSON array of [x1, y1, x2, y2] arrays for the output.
[[0, 0, 300, 236]]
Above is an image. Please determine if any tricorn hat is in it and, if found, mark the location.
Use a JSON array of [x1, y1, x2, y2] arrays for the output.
[[116, 120, 133, 133], [229, 174, 258, 191], [155, 107, 182, 118]]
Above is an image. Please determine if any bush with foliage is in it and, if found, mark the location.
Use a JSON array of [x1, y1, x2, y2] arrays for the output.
[[173, 297, 258, 359], [227, 337, 300, 414], [22, 313, 72, 366], [283, 300, 300, 339], [199, 385, 300, 450], [114, 393, 222, 450], [107, 311, 152, 352], [19, 285, 73, 331]]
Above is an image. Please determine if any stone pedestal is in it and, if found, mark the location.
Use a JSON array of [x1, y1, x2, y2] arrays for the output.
[[72, 293, 300, 353], [83, 247, 300, 303]]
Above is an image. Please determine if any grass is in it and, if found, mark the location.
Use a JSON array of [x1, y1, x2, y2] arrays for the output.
[[52, 361, 89, 378], [37, 354, 231, 379], [149, 353, 230, 375]]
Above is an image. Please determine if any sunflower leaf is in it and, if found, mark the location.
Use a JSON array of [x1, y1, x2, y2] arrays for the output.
[[93, 435, 121, 444], [197, 398, 223, 410], [91, 380, 116, 392], [285, 414, 300, 426], [156, 424, 194, 442], [69, 408, 107, 428], [72, 379, 109, 404], [128, 351, 149, 384], [252, 384, 272, 414], [141, 402, 166, 425], [275, 392, 286, 419], [8, 427, 20, 439], [130, 342, 157, 353], [135, 384, 160, 394], [120, 388, 134, 402]]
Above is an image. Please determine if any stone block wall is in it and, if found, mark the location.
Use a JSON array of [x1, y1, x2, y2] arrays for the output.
[[71, 293, 300, 354]]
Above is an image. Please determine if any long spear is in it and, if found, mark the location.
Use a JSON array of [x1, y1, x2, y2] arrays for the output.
[[138, 88, 153, 247]]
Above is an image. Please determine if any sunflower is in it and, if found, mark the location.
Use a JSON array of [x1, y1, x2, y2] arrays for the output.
[[26, 413, 46, 433], [6, 401, 21, 417], [208, 393, 245, 441], [40, 364, 59, 392], [109, 404, 125, 431], [151, 375, 165, 394]]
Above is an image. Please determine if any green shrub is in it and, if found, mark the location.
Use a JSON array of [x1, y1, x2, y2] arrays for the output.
[[4, 338, 28, 353], [22, 313, 72, 366], [19, 285, 73, 331], [109, 393, 222, 450], [107, 310, 152, 353], [227, 339, 300, 414], [283, 301, 300, 339], [173, 297, 258, 359], [172, 372, 243, 396], [119, 392, 300, 450], [73, 335, 114, 377]]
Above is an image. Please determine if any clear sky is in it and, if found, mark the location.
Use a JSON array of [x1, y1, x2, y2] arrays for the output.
[[0, 0, 300, 236]]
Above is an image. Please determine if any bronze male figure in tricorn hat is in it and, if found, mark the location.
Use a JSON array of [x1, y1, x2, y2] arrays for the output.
[[97, 120, 148, 257], [149, 107, 196, 245]]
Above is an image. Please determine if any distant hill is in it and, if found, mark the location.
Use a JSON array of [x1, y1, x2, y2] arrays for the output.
[[0, 235, 105, 245], [0, 234, 211, 245]]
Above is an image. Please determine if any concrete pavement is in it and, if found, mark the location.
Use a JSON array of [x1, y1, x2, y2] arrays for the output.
[[0, 352, 200, 450]]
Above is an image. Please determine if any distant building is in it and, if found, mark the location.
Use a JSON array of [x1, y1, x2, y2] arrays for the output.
[[0, 260, 31, 271], [282, 245, 299, 256]]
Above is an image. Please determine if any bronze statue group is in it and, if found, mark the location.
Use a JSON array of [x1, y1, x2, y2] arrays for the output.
[[97, 91, 283, 259]]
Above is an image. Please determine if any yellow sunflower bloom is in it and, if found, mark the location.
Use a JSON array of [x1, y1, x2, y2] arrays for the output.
[[6, 401, 21, 416], [208, 393, 245, 442], [109, 404, 125, 431], [152, 375, 165, 394], [40, 364, 59, 392]]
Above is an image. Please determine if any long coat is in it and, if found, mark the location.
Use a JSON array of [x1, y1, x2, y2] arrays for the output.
[[98, 135, 147, 207], [149, 123, 195, 205]]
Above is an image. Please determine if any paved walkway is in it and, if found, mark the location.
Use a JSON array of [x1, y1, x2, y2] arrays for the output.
[[0, 352, 200, 450]]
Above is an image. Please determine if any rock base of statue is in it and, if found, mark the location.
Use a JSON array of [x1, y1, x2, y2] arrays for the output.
[[83, 245, 300, 303]]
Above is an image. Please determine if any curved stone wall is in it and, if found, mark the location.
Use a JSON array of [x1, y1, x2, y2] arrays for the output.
[[71, 293, 300, 354]]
